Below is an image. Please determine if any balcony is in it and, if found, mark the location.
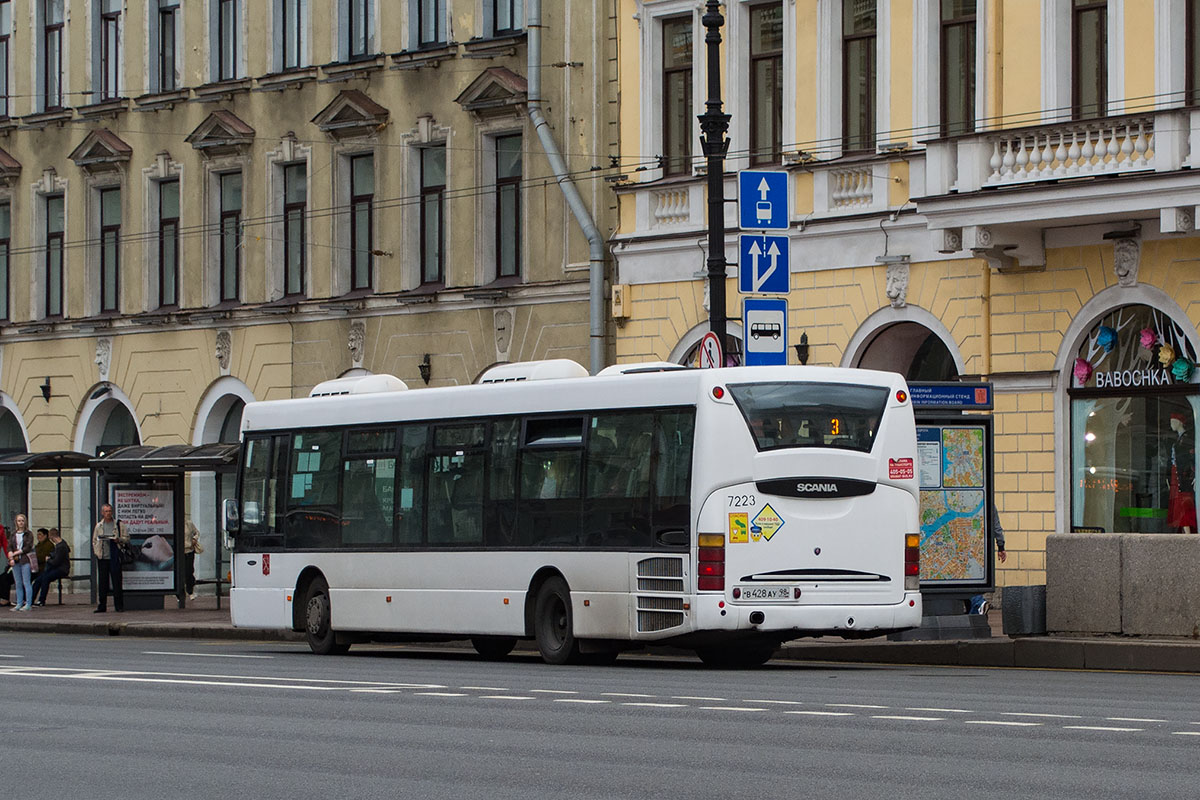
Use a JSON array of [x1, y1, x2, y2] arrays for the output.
[[919, 110, 1200, 263]]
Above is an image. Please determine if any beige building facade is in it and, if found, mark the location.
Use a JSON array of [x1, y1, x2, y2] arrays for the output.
[[0, 0, 617, 575], [613, 1, 1200, 592]]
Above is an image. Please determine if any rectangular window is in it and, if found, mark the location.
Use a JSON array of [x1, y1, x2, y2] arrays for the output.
[[428, 423, 486, 545], [1190, 0, 1200, 105], [0, 1, 11, 117], [99, 187, 120, 313], [282, 0, 303, 69], [341, 456, 395, 546], [348, 0, 371, 60], [45, 194, 64, 318], [842, 0, 876, 152], [418, 0, 446, 47], [1072, 0, 1107, 119], [159, 179, 179, 308], [662, 17, 693, 176], [496, 134, 522, 279], [940, 0, 976, 136], [237, 434, 288, 548], [158, 0, 179, 91], [0, 202, 9, 321], [494, 0, 521, 34], [284, 163, 306, 297], [218, 0, 239, 81], [420, 146, 445, 284], [396, 425, 426, 545], [728, 382, 889, 453], [100, 0, 121, 100], [749, 4, 783, 166], [349, 154, 373, 292], [285, 430, 343, 549], [219, 172, 242, 303], [44, 0, 64, 110]]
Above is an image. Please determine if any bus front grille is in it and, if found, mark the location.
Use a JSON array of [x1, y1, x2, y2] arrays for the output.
[[637, 557, 684, 592], [637, 596, 685, 632]]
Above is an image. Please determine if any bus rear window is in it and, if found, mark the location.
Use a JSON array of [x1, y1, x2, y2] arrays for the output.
[[727, 382, 890, 453]]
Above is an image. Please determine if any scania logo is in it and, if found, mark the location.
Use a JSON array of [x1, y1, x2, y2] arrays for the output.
[[797, 482, 838, 493]]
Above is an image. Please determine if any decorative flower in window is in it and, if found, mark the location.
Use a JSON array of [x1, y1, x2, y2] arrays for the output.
[[1171, 358, 1194, 383], [1158, 343, 1177, 367], [1073, 357, 1093, 386], [1096, 326, 1117, 353], [1139, 328, 1158, 349]]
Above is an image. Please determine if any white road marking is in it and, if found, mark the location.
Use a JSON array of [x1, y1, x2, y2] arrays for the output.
[[907, 707, 972, 714], [480, 695, 534, 701], [530, 689, 577, 695], [700, 706, 767, 712], [746, 699, 803, 705], [828, 703, 888, 709], [624, 702, 687, 708], [1107, 717, 1166, 723], [554, 699, 610, 704], [873, 715, 945, 722], [965, 721, 1041, 727], [1064, 725, 1143, 732], [0, 655, 24, 659], [143, 651, 274, 659], [1171, 731, 1200, 736], [672, 695, 727, 701], [460, 686, 508, 691], [785, 711, 854, 717], [351, 689, 405, 694], [602, 692, 656, 698], [1001, 712, 1082, 719], [414, 692, 468, 697]]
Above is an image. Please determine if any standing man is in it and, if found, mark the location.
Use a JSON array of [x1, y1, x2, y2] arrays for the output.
[[91, 504, 129, 613]]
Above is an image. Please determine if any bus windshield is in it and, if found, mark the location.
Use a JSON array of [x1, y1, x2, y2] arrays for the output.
[[727, 381, 890, 453]]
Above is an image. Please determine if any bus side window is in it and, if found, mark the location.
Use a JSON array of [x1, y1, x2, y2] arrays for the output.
[[239, 435, 286, 548], [582, 413, 654, 548], [396, 424, 427, 546], [285, 430, 342, 549]]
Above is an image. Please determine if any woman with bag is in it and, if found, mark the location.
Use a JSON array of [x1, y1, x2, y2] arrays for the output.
[[91, 503, 128, 613], [6, 513, 34, 611], [184, 519, 204, 600]]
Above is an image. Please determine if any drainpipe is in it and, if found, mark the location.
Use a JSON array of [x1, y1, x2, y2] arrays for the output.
[[526, 0, 607, 374]]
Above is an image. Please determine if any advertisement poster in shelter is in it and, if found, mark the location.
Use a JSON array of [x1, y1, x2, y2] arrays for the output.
[[112, 484, 176, 591]]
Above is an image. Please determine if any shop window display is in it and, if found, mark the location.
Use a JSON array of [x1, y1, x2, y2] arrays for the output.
[[1070, 305, 1199, 533]]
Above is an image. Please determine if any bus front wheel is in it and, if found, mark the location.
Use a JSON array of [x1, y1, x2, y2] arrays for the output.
[[534, 577, 580, 665], [304, 578, 350, 656], [471, 636, 518, 660]]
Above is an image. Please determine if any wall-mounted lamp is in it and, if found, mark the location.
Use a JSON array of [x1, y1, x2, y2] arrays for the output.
[[793, 332, 810, 366], [39, 378, 51, 402], [90, 385, 112, 401], [418, 354, 432, 385]]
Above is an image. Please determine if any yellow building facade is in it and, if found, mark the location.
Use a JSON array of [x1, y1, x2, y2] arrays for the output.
[[613, 0, 1200, 589], [0, 0, 617, 575]]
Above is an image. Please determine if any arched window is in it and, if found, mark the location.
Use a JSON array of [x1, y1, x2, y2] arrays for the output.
[[96, 404, 139, 457], [857, 322, 959, 381]]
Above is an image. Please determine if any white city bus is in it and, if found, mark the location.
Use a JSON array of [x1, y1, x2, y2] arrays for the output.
[[226, 360, 921, 666]]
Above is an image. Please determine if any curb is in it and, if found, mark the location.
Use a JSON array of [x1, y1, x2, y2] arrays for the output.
[[0, 621, 303, 641]]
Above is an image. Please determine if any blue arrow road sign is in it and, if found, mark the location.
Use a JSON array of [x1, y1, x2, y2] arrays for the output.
[[738, 170, 789, 230], [738, 234, 789, 294], [742, 297, 788, 366]]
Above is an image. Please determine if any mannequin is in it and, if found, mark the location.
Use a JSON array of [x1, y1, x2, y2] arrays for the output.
[[1167, 412, 1196, 533]]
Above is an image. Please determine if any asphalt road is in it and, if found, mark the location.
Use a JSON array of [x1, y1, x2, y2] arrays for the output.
[[4, 633, 1199, 800]]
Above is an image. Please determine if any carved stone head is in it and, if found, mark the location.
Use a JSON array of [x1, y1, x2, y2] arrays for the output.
[[1113, 238, 1140, 287]]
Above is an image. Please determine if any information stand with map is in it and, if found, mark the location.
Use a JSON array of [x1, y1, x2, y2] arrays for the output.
[[916, 418, 995, 591]]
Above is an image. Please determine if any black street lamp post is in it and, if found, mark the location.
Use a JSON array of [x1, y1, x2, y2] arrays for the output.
[[699, 0, 731, 354]]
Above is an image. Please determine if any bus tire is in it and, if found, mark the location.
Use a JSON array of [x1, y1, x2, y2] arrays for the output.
[[534, 577, 580, 665], [471, 636, 518, 660], [304, 578, 350, 656], [695, 645, 774, 669]]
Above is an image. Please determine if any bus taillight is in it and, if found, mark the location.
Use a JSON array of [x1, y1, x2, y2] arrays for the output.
[[698, 533, 725, 592], [904, 533, 920, 590]]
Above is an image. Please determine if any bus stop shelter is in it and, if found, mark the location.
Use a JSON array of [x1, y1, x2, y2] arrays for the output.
[[0, 451, 95, 587], [90, 443, 240, 610]]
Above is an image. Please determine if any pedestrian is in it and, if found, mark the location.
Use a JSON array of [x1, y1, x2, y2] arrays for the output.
[[32, 528, 52, 583], [30, 528, 70, 607], [6, 513, 34, 611], [184, 519, 204, 600], [91, 504, 128, 613], [0, 523, 10, 607], [970, 505, 1007, 615]]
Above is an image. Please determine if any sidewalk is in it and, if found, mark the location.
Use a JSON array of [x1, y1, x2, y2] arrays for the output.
[[2, 593, 1198, 673]]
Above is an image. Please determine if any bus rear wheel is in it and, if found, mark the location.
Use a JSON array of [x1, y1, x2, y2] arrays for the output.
[[695, 645, 775, 669], [471, 636, 518, 660], [304, 578, 350, 656], [534, 577, 580, 665]]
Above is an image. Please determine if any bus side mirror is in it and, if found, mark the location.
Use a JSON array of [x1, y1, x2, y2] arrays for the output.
[[223, 498, 240, 536]]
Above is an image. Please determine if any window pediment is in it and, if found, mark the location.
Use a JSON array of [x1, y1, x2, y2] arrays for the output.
[[186, 110, 257, 157], [311, 90, 389, 140], [0, 145, 20, 185], [455, 67, 528, 118], [68, 129, 132, 174]]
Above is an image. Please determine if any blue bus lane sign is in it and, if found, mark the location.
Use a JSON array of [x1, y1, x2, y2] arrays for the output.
[[742, 297, 788, 366], [738, 234, 790, 295], [738, 170, 789, 230]]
